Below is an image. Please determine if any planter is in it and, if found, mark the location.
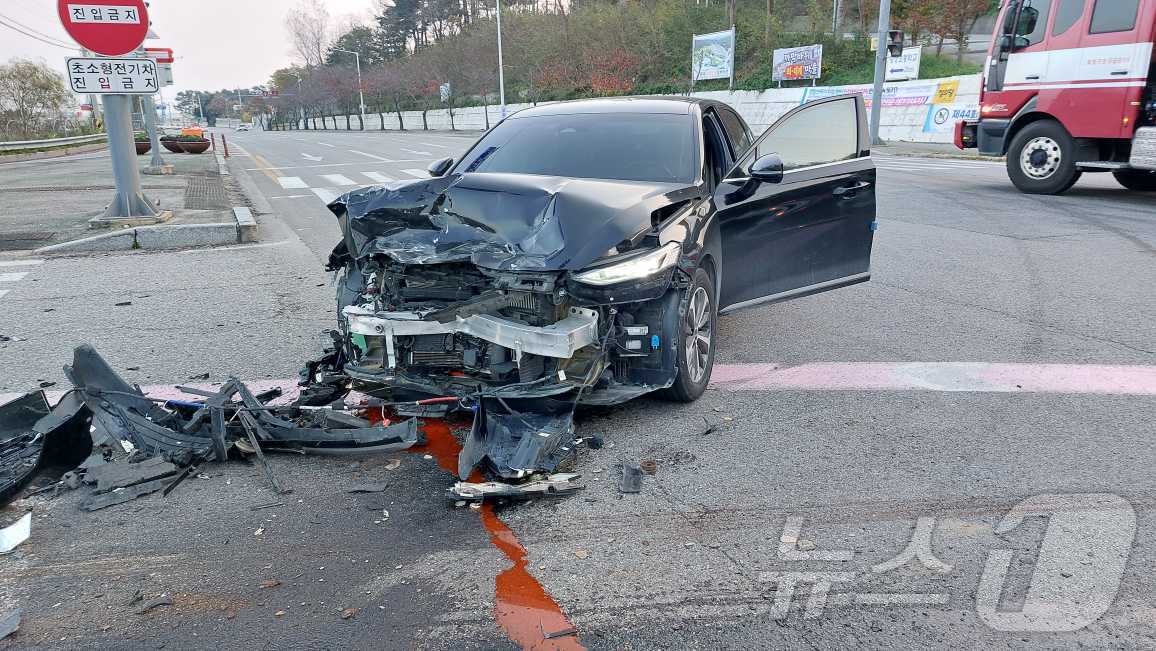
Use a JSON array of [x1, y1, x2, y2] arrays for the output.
[[135, 141, 151, 155], [160, 139, 184, 153], [179, 140, 211, 154]]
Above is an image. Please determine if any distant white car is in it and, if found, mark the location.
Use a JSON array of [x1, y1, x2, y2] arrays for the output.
[[236, 124, 251, 131]]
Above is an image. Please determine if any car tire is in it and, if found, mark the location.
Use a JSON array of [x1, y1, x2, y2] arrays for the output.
[[1113, 169, 1156, 191], [1006, 120, 1080, 195], [661, 267, 716, 403]]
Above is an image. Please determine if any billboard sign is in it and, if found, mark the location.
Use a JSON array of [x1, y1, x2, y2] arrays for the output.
[[691, 28, 735, 82], [772, 44, 823, 82]]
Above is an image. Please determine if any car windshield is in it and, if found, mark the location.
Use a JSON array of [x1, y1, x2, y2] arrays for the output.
[[454, 112, 697, 184]]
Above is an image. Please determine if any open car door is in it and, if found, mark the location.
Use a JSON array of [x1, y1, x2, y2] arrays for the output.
[[713, 94, 876, 313]]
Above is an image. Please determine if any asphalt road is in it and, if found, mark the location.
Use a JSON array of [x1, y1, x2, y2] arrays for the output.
[[0, 127, 1154, 650]]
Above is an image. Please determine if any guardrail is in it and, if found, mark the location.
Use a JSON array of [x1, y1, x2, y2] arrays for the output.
[[0, 133, 107, 153]]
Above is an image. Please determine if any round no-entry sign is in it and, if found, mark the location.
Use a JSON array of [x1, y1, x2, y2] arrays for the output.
[[57, 0, 150, 56]]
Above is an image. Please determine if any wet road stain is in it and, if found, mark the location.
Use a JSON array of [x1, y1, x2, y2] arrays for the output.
[[418, 419, 585, 651]]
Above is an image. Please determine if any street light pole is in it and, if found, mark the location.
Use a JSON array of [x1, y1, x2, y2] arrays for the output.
[[333, 49, 366, 127], [869, 0, 891, 146], [496, 0, 507, 119]]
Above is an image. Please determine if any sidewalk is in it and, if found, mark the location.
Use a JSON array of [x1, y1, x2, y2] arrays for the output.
[[874, 140, 1002, 161], [0, 140, 256, 253]]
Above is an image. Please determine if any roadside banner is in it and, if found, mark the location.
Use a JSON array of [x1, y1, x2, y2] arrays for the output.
[[886, 46, 922, 81], [803, 79, 958, 108], [773, 44, 823, 82], [691, 28, 735, 82], [924, 103, 980, 133]]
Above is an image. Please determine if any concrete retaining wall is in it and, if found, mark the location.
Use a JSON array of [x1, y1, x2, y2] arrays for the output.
[[289, 74, 981, 144]]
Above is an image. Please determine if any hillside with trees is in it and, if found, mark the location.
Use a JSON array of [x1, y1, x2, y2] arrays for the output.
[[199, 0, 996, 128]]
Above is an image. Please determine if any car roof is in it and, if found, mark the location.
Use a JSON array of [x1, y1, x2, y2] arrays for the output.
[[510, 96, 722, 119]]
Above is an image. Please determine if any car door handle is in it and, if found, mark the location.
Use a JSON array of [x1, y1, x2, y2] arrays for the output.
[[1110, 70, 1129, 76], [834, 182, 872, 198], [1024, 74, 1040, 80]]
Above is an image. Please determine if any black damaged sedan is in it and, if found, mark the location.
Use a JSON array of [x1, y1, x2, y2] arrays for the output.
[[322, 95, 876, 413]]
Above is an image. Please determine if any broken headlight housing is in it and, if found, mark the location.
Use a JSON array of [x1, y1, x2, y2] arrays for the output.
[[571, 242, 681, 286]]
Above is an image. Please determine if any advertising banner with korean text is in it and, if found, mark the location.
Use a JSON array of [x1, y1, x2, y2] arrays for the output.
[[802, 79, 961, 108], [773, 45, 823, 82]]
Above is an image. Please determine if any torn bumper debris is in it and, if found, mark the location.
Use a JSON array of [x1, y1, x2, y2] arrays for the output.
[[450, 473, 584, 502]]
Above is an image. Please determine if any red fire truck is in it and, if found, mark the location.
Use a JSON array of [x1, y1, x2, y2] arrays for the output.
[[956, 0, 1156, 194]]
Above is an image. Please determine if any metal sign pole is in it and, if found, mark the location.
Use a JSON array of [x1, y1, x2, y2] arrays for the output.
[[102, 94, 159, 219], [141, 94, 170, 174], [870, 0, 891, 145]]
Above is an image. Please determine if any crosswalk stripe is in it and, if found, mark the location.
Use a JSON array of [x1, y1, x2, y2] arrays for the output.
[[311, 188, 341, 204], [400, 148, 431, 156], [401, 168, 428, 178], [321, 174, 357, 186], [0, 272, 29, 283], [277, 176, 308, 189], [349, 150, 394, 162], [362, 171, 395, 183], [420, 142, 450, 149], [0, 260, 43, 268]]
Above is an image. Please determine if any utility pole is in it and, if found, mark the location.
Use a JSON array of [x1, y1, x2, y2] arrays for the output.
[[832, 0, 840, 35], [333, 48, 366, 127], [496, 0, 507, 119], [869, 0, 891, 146]]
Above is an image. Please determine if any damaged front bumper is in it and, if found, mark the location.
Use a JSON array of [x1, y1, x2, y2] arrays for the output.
[[344, 305, 600, 363]]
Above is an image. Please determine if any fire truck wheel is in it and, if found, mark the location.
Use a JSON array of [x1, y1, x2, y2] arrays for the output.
[[1006, 120, 1079, 195], [1113, 169, 1156, 192]]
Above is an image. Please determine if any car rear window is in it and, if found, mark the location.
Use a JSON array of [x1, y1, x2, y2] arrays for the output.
[[454, 113, 697, 184]]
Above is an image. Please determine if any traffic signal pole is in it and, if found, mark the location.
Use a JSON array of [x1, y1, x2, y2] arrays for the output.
[[870, 0, 891, 145]]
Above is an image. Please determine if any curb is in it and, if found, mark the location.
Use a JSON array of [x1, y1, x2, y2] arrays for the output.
[[35, 213, 255, 255], [226, 155, 274, 216]]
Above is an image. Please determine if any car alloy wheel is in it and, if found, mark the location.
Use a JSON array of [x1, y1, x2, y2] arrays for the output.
[[1020, 136, 1062, 180], [684, 285, 713, 384]]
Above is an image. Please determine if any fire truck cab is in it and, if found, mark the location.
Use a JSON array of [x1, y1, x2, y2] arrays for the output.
[[957, 0, 1156, 194]]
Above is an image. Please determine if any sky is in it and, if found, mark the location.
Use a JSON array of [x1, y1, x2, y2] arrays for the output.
[[0, 0, 376, 100]]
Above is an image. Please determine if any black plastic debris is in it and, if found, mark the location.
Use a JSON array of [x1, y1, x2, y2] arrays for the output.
[[0, 609, 19, 641], [459, 398, 577, 481], [0, 390, 92, 505]]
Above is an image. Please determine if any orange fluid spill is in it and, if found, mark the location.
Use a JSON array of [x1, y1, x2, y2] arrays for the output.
[[419, 419, 585, 651]]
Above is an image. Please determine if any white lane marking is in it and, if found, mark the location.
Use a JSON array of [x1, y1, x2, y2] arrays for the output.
[[0, 260, 43, 268], [0, 272, 30, 283], [321, 174, 357, 186], [349, 150, 395, 162], [311, 188, 341, 204], [301, 153, 323, 162], [400, 148, 431, 156], [362, 171, 395, 183], [401, 168, 428, 178], [0, 290, 8, 300], [271, 195, 311, 199], [317, 142, 336, 148], [246, 159, 434, 171], [420, 142, 450, 149], [277, 176, 308, 189]]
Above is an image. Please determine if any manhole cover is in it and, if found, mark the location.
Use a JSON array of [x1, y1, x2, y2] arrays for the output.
[[0, 231, 54, 251]]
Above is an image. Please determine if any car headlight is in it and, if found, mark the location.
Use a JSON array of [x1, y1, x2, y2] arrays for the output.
[[572, 242, 681, 286]]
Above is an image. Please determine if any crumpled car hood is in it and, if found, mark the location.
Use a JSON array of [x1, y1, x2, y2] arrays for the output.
[[329, 172, 695, 271]]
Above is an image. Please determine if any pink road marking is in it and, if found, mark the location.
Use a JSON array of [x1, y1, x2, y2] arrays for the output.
[[4, 362, 1156, 407], [708, 362, 1156, 395]]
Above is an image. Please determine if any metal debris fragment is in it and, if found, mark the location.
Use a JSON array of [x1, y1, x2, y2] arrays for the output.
[[449, 473, 584, 501]]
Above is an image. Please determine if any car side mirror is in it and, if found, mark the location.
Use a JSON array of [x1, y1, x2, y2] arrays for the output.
[[749, 153, 785, 184], [428, 157, 454, 177]]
